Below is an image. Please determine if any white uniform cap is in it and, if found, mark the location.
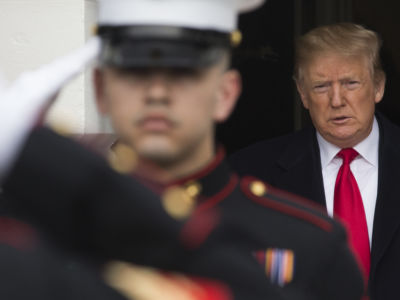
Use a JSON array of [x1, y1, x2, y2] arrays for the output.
[[98, 0, 266, 32]]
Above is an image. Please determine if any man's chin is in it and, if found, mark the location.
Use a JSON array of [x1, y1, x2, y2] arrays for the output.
[[326, 131, 361, 148], [136, 144, 178, 166]]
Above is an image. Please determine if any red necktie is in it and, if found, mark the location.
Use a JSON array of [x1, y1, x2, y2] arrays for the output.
[[334, 148, 370, 280]]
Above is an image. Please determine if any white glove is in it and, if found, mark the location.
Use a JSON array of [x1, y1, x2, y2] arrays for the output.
[[0, 37, 101, 181]]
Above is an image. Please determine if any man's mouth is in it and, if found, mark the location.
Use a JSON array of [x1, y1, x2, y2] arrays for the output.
[[138, 116, 174, 131], [331, 116, 350, 124]]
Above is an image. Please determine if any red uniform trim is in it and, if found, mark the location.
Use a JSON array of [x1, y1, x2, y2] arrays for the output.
[[241, 177, 333, 232], [196, 174, 238, 214], [267, 184, 327, 213]]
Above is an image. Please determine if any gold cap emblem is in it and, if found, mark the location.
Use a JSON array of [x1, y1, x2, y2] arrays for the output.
[[250, 180, 267, 197], [231, 30, 243, 47]]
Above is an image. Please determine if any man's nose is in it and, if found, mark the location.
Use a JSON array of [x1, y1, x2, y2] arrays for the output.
[[329, 83, 345, 108], [146, 74, 170, 103]]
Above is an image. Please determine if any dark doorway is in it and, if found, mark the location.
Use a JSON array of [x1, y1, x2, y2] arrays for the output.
[[217, 0, 295, 155]]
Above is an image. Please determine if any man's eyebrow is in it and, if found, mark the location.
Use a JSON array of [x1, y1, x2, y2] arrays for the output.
[[339, 75, 361, 81], [309, 79, 331, 85]]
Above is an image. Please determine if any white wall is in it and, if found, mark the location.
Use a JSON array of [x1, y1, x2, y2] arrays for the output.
[[0, 0, 105, 133]]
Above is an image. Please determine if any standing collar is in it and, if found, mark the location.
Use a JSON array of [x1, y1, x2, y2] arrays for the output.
[[74, 135, 237, 205], [317, 116, 379, 167]]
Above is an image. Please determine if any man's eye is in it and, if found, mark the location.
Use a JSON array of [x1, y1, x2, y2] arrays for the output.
[[313, 84, 328, 92], [346, 81, 360, 89], [348, 81, 359, 85]]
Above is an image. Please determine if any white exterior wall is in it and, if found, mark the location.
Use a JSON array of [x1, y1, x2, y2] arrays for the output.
[[0, 0, 104, 133]]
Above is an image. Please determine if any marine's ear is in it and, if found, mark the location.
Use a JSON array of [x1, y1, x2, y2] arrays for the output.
[[213, 69, 242, 122]]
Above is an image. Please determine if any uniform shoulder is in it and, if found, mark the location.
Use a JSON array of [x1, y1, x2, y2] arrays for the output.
[[239, 176, 343, 234]]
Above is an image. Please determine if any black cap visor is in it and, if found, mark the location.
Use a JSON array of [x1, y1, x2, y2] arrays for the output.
[[98, 26, 231, 69]]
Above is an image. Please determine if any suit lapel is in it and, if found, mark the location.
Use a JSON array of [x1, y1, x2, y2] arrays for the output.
[[370, 114, 400, 276], [275, 127, 327, 208]]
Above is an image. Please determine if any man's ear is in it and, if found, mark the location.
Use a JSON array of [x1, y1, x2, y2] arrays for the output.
[[93, 68, 108, 115], [213, 69, 242, 122], [374, 73, 386, 104], [296, 80, 309, 110]]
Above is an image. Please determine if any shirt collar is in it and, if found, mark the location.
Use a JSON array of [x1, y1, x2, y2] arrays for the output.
[[317, 116, 379, 168]]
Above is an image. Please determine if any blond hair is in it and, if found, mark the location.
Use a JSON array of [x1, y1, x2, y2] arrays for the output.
[[294, 23, 384, 84]]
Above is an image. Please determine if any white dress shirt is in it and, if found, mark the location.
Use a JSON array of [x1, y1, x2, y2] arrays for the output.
[[317, 117, 379, 244]]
